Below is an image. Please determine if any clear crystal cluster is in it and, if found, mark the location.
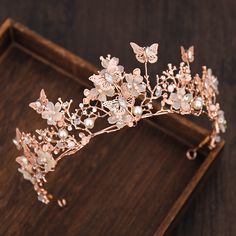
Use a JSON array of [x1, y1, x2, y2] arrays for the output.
[[13, 43, 226, 204]]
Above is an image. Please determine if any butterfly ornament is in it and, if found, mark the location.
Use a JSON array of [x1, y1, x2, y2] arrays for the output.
[[180, 46, 194, 64], [130, 42, 159, 64]]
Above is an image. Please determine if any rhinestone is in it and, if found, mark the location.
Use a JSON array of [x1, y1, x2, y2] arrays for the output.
[[118, 97, 127, 108], [74, 118, 80, 126], [37, 194, 46, 203], [105, 73, 113, 83], [35, 172, 44, 180], [67, 125, 72, 131], [215, 136, 221, 142], [155, 86, 162, 97], [56, 142, 65, 149]]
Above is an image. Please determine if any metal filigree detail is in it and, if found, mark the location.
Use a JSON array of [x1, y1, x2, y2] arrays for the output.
[[13, 43, 226, 205]]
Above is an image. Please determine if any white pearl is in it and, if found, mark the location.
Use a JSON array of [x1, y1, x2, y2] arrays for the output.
[[133, 106, 143, 116], [67, 141, 75, 148], [167, 84, 174, 93], [58, 129, 68, 139], [193, 97, 203, 110], [84, 118, 95, 129]]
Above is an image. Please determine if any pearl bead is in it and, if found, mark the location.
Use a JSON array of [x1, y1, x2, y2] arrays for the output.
[[167, 84, 174, 93], [67, 141, 75, 148], [84, 118, 95, 129], [58, 129, 68, 139], [92, 107, 97, 113], [83, 89, 90, 96], [133, 106, 143, 116], [193, 97, 203, 110]]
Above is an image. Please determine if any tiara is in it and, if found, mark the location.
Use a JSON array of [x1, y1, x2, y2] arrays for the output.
[[13, 42, 226, 206]]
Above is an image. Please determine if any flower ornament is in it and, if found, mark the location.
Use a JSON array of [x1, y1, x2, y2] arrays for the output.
[[205, 68, 219, 94], [87, 55, 124, 102], [176, 62, 192, 83], [13, 43, 226, 205], [217, 110, 227, 133], [87, 75, 115, 102], [108, 112, 133, 128], [100, 55, 124, 83], [102, 97, 133, 128], [167, 87, 193, 112], [123, 68, 146, 97], [36, 150, 56, 172], [18, 168, 34, 182], [41, 102, 63, 125]]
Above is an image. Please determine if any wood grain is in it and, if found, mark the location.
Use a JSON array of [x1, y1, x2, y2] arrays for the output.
[[0, 0, 235, 235]]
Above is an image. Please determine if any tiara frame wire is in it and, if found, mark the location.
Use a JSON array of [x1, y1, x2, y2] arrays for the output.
[[13, 42, 226, 206]]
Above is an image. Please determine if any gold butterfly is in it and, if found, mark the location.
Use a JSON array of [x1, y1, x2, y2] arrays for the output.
[[180, 46, 194, 63], [89, 75, 113, 91], [29, 89, 48, 112], [130, 42, 159, 64]]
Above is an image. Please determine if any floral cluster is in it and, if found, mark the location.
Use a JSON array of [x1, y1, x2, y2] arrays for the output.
[[13, 43, 226, 205]]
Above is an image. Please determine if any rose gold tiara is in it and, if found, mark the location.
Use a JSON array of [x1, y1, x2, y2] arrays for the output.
[[13, 42, 226, 206]]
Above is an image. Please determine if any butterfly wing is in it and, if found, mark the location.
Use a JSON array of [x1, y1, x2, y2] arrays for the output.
[[146, 43, 158, 63], [130, 42, 146, 63], [187, 46, 194, 63], [181, 46, 194, 63], [180, 46, 188, 63], [102, 100, 118, 111], [39, 89, 47, 102]]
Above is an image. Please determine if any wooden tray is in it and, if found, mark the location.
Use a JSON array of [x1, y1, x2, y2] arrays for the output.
[[0, 19, 225, 236]]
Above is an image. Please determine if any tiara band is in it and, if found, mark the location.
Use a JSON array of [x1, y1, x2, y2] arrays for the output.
[[13, 42, 226, 206]]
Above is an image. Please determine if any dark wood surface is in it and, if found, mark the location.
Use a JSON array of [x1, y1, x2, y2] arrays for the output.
[[0, 1, 235, 235]]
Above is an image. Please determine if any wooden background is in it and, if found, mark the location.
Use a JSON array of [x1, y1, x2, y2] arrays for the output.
[[0, 0, 235, 235]]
